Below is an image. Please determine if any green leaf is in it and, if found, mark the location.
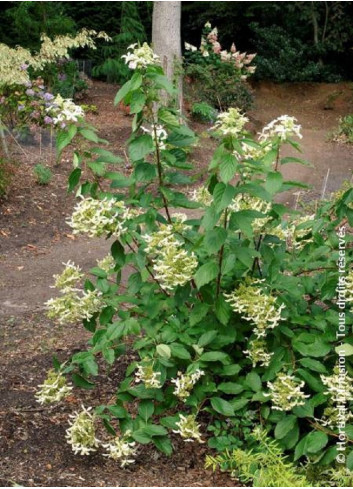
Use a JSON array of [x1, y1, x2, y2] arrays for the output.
[[194, 262, 219, 289], [68, 168, 81, 192], [170, 343, 191, 360], [156, 344, 171, 359], [204, 227, 227, 254], [219, 153, 238, 183], [217, 382, 244, 395], [143, 424, 168, 437], [213, 183, 236, 211], [336, 343, 353, 356], [292, 337, 331, 357], [108, 405, 127, 418], [220, 364, 241, 376], [80, 128, 99, 143], [102, 348, 115, 365], [135, 162, 157, 182], [198, 330, 218, 348], [230, 398, 249, 411], [274, 415, 297, 439], [56, 125, 77, 154], [129, 134, 154, 162], [265, 171, 283, 195], [153, 436, 173, 456], [114, 79, 132, 105], [298, 358, 327, 374], [347, 450, 353, 470], [245, 372, 262, 392], [210, 397, 235, 416], [160, 416, 179, 429], [305, 431, 328, 454], [215, 295, 231, 325], [138, 400, 155, 422], [200, 351, 230, 364], [72, 373, 95, 389], [132, 430, 152, 444], [190, 303, 210, 326], [130, 91, 146, 113], [297, 369, 324, 393], [158, 108, 179, 127], [281, 156, 312, 166]]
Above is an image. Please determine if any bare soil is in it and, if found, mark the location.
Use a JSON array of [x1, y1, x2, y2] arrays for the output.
[[1, 80, 353, 487]]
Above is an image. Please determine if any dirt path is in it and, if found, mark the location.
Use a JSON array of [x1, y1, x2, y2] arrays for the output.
[[1, 80, 353, 487]]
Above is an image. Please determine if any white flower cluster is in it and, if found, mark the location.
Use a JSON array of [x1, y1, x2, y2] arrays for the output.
[[270, 214, 314, 251], [66, 406, 100, 455], [153, 245, 198, 290], [46, 288, 103, 325], [267, 373, 309, 411], [47, 94, 84, 127], [35, 369, 73, 404], [96, 254, 116, 274], [190, 186, 213, 207], [46, 260, 102, 324], [259, 115, 302, 142], [68, 197, 134, 238], [53, 260, 83, 292], [235, 141, 270, 163], [144, 214, 190, 253], [224, 279, 285, 338], [321, 366, 353, 405], [243, 338, 273, 367], [142, 124, 168, 150], [171, 369, 205, 402], [135, 363, 162, 389], [144, 214, 197, 290], [102, 431, 137, 468], [173, 414, 204, 443], [229, 194, 272, 233], [211, 108, 249, 137], [122, 43, 160, 70]]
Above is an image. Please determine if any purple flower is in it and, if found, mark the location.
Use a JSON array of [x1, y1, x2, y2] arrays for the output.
[[30, 111, 40, 119], [20, 63, 29, 71], [60, 122, 67, 129], [38, 85, 45, 90], [44, 115, 53, 125], [26, 89, 35, 96], [18, 104, 25, 111], [24, 82, 32, 88], [58, 73, 67, 81], [0, 96, 6, 104], [43, 92, 54, 101]]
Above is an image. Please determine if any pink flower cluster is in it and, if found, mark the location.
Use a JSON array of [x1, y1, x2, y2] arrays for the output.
[[186, 23, 256, 81]]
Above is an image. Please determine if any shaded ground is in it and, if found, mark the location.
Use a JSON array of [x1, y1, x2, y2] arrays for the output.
[[1, 80, 353, 487]]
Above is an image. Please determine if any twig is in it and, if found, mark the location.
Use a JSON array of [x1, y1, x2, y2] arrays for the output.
[[320, 167, 330, 200]]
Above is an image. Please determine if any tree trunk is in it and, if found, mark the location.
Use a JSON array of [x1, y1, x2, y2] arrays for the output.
[[152, 1, 182, 109]]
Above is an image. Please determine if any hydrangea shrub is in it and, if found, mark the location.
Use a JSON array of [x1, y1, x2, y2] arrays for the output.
[[38, 43, 353, 478]]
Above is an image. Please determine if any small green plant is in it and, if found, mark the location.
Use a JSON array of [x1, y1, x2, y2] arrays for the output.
[[33, 164, 52, 185], [333, 114, 353, 144], [80, 104, 98, 115], [206, 427, 311, 487], [191, 102, 217, 123]]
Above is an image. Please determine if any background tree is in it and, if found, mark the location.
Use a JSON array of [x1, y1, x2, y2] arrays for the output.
[[152, 1, 182, 108]]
